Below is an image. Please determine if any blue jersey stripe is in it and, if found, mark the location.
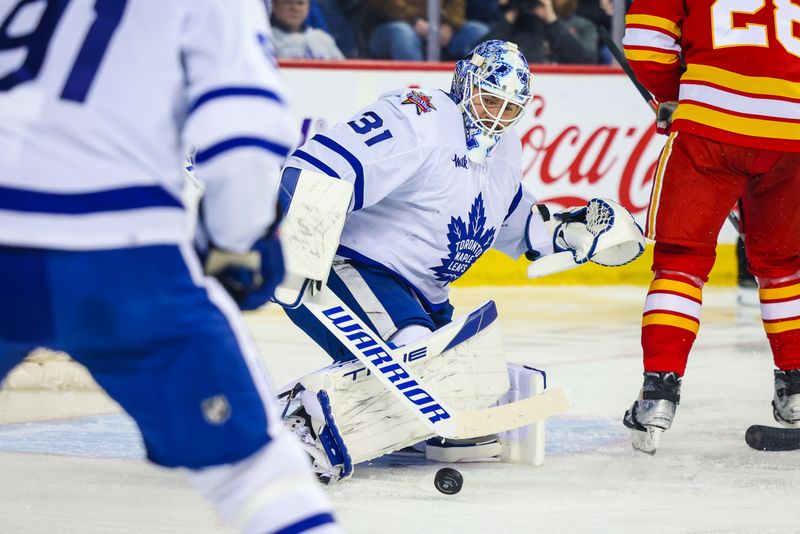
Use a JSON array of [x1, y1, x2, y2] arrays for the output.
[[503, 184, 523, 222], [195, 136, 290, 165], [292, 149, 341, 179], [187, 87, 284, 116], [273, 512, 336, 534], [310, 134, 364, 210], [0, 185, 182, 214]]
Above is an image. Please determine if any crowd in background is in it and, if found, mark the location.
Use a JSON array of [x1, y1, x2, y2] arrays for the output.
[[269, 0, 626, 64]]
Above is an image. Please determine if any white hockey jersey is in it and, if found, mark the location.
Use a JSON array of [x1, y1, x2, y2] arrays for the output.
[[0, 0, 297, 252], [284, 88, 550, 309]]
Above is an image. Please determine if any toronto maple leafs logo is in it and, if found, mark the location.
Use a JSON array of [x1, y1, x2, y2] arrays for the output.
[[431, 194, 496, 284]]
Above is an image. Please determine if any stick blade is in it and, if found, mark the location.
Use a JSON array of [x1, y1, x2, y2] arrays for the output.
[[526, 251, 580, 279], [452, 386, 572, 439], [745, 425, 800, 451]]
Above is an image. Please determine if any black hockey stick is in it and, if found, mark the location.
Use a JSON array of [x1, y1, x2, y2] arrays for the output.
[[598, 26, 658, 112], [745, 425, 800, 451], [598, 26, 743, 234]]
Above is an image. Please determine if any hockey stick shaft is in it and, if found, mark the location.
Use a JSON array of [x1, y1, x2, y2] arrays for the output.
[[304, 293, 571, 439]]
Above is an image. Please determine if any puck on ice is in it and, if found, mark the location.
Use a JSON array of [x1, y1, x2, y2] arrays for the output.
[[434, 467, 463, 495]]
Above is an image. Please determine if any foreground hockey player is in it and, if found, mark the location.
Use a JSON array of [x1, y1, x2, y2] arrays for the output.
[[0, 1, 340, 532], [274, 40, 645, 482], [621, 0, 800, 452]]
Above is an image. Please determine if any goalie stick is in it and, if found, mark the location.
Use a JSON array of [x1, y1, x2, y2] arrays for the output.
[[303, 292, 572, 440], [745, 425, 800, 452]]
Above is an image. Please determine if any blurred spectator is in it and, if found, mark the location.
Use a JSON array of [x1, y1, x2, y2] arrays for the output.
[[486, 0, 598, 64], [577, 0, 630, 64], [467, 0, 504, 23], [362, 0, 490, 61], [306, 0, 332, 32], [576, 0, 612, 30], [316, 0, 363, 58], [271, 0, 345, 59]]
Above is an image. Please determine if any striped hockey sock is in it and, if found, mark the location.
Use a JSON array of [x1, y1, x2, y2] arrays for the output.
[[641, 273, 703, 375]]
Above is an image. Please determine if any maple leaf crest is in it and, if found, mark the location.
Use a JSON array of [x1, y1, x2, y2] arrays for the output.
[[430, 194, 496, 284]]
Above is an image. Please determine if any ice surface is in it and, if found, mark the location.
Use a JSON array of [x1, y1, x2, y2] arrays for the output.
[[1, 286, 797, 534]]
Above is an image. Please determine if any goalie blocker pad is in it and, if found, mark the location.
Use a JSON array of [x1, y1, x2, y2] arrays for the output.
[[272, 168, 353, 308]]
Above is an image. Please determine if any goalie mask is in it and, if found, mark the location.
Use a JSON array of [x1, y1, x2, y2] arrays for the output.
[[450, 40, 532, 164]]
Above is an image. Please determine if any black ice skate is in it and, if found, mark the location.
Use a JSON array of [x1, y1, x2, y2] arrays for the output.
[[773, 369, 800, 427], [623, 372, 681, 454]]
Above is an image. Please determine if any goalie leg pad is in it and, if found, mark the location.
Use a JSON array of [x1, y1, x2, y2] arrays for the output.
[[278, 301, 510, 479]]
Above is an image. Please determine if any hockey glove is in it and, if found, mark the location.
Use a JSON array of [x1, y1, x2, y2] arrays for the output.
[[202, 210, 285, 311], [656, 101, 678, 135], [551, 198, 645, 266]]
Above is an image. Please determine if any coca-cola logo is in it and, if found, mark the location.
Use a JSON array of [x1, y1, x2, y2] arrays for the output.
[[519, 94, 663, 217]]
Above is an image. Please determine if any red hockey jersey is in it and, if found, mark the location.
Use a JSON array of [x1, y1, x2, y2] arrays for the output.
[[622, 0, 800, 152]]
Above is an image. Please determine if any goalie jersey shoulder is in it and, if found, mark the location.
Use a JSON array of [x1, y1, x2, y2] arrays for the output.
[[376, 88, 467, 150]]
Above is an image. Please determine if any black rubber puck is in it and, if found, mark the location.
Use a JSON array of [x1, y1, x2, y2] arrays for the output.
[[434, 467, 463, 495]]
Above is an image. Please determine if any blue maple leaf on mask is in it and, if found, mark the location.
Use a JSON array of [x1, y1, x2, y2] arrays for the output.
[[431, 194, 496, 284]]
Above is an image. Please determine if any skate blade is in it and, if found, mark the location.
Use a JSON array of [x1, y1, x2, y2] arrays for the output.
[[631, 427, 662, 455]]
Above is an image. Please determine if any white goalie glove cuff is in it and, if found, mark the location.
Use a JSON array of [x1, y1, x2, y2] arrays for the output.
[[524, 204, 556, 261]]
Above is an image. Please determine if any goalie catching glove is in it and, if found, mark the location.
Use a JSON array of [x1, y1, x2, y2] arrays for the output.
[[526, 198, 645, 279]]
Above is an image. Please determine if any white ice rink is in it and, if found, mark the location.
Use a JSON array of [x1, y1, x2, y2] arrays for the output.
[[2, 285, 798, 534]]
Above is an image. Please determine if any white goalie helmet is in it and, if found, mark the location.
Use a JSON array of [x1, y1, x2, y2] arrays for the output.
[[450, 40, 533, 163]]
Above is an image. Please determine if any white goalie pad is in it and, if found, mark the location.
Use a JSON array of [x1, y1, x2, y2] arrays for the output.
[[281, 301, 510, 466], [527, 198, 645, 279], [273, 169, 353, 307]]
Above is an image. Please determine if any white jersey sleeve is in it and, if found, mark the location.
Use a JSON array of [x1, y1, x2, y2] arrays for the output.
[[0, 0, 295, 252], [283, 91, 425, 212], [182, 0, 298, 253]]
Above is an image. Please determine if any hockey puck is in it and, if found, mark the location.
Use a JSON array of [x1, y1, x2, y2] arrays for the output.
[[434, 467, 463, 495]]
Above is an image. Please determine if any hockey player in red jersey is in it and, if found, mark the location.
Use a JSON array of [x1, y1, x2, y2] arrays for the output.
[[620, 0, 800, 452]]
